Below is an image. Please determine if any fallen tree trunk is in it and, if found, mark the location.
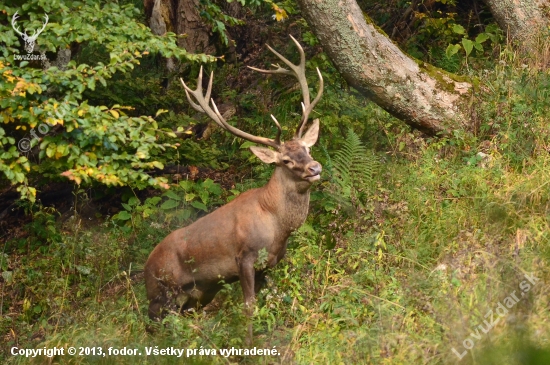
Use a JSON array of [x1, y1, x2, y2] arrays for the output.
[[297, 0, 473, 135]]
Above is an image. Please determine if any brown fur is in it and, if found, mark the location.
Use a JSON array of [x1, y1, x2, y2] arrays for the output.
[[144, 135, 322, 322]]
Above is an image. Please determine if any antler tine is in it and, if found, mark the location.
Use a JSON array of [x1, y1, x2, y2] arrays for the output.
[[179, 67, 215, 114], [270, 114, 282, 145], [11, 11, 25, 37], [247, 64, 292, 76], [288, 34, 306, 75], [205, 69, 213, 104], [180, 78, 204, 113], [179, 67, 223, 127], [180, 67, 281, 149], [297, 67, 324, 138]]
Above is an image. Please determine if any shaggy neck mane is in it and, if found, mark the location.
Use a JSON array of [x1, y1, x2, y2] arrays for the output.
[[259, 166, 311, 233]]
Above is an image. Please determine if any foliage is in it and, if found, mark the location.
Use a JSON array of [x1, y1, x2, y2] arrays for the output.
[[360, 0, 504, 72], [445, 23, 503, 69], [330, 128, 378, 202], [0, 0, 215, 200], [199, 0, 245, 46], [112, 178, 225, 230]]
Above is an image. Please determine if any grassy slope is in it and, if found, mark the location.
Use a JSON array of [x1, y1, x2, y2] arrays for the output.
[[1, 50, 550, 365]]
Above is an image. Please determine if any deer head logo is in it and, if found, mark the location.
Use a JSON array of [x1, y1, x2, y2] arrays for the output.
[[11, 11, 49, 53]]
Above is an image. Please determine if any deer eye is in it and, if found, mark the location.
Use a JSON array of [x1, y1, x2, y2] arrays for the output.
[[283, 159, 292, 165]]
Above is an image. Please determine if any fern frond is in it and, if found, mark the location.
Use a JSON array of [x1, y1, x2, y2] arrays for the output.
[[331, 129, 378, 200]]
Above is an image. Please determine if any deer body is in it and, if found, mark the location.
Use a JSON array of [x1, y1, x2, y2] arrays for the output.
[[145, 156, 315, 318], [144, 36, 324, 340]]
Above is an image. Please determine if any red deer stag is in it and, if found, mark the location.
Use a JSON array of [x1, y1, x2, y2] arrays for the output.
[[144, 36, 323, 338]]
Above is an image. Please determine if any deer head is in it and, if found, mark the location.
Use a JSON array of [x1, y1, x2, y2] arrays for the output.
[[12, 11, 49, 53], [180, 35, 324, 187]]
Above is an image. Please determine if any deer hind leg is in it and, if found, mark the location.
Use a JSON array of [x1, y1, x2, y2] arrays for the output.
[[148, 292, 168, 321], [177, 286, 202, 313], [146, 273, 170, 321]]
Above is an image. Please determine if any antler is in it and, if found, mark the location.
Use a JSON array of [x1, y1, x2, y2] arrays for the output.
[[31, 14, 49, 39], [248, 35, 324, 139], [180, 66, 282, 149], [11, 12, 48, 39], [11, 11, 25, 37]]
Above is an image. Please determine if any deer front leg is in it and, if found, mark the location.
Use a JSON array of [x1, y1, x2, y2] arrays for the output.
[[238, 256, 256, 346]]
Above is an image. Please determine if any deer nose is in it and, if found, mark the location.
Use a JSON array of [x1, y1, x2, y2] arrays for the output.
[[308, 163, 322, 176]]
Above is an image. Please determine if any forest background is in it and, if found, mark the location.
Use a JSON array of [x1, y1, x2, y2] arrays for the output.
[[1, 0, 550, 363]]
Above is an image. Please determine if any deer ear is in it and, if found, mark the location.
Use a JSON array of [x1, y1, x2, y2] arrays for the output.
[[250, 146, 278, 164], [300, 119, 320, 147]]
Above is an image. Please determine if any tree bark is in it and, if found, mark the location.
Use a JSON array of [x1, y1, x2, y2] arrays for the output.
[[484, 0, 549, 50], [296, 0, 473, 135], [144, 0, 215, 54]]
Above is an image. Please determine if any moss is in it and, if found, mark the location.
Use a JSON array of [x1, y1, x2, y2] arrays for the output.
[[361, 12, 389, 38], [420, 61, 475, 94]]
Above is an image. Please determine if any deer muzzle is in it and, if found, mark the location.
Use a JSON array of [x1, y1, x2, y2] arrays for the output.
[[305, 162, 322, 182]]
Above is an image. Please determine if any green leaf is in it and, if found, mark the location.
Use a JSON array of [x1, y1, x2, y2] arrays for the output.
[[152, 161, 164, 169], [462, 38, 474, 57], [452, 24, 465, 35], [145, 196, 162, 206], [445, 44, 461, 59], [240, 141, 256, 149], [46, 143, 57, 158], [163, 190, 182, 201], [179, 180, 193, 191], [114, 211, 132, 220], [475, 33, 490, 44], [160, 199, 179, 210], [199, 190, 209, 204], [191, 201, 208, 211]]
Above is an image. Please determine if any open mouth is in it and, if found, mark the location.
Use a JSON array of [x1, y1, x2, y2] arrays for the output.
[[305, 173, 321, 182]]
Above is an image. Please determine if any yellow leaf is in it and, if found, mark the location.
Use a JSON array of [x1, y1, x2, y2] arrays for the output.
[[272, 4, 288, 22], [78, 109, 85, 117], [109, 109, 120, 119]]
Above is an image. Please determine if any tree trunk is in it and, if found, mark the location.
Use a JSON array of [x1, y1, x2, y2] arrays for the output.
[[296, 0, 473, 135], [484, 0, 549, 51], [144, 0, 215, 54]]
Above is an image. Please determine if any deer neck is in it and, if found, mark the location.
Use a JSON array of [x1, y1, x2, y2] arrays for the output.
[[260, 166, 311, 233]]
